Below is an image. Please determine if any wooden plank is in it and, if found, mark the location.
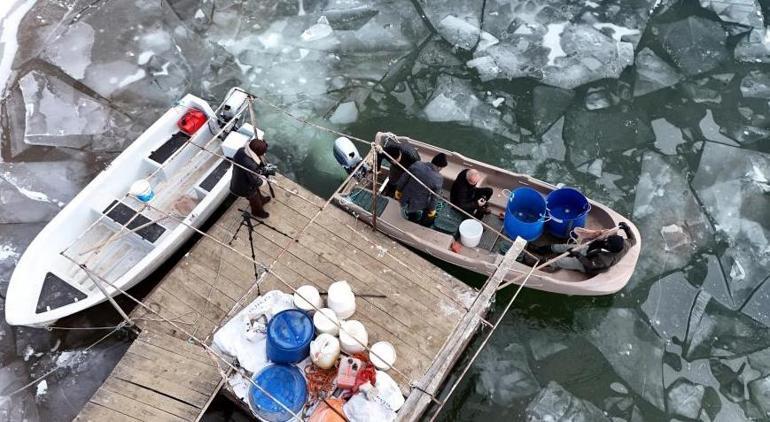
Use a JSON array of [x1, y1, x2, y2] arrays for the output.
[[137, 331, 213, 365], [100, 377, 199, 420], [119, 351, 219, 395], [397, 238, 527, 421], [76, 402, 141, 422], [89, 381, 188, 422], [110, 359, 210, 407]]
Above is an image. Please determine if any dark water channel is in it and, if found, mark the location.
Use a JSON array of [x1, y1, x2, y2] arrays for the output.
[[1, 0, 769, 421]]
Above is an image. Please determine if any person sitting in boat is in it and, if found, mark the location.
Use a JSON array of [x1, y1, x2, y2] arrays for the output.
[[377, 133, 421, 197], [530, 222, 636, 273], [450, 169, 493, 219], [395, 153, 448, 227], [230, 138, 271, 219]]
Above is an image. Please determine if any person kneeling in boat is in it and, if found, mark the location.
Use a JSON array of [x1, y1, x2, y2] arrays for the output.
[[531, 223, 636, 273], [394, 153, 448, 227], [230, 138, 272, 219], [450, 169, 493, 219], [377, 133, 421, 197]]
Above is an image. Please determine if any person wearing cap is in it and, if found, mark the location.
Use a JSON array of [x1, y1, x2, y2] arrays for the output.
[[395, 153, 448, 227], [230, 138, 271, 219], [376, 133, 421, 197], [528, 222, 636, 273], [450, 168, 493, 219]]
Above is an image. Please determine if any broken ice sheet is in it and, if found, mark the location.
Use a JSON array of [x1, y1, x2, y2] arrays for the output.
[[474, 342, 539, 405], [525, 381, 609, 421], [631, 153, 712, 283], [698, 0, 764, 31], [740, 70, 770, 99], [666, 378, 706, 419], [0, 161, 92, 224], [422, 74, 518, 140], [641, 272, 699, 343], [563, 107, 654, 167], [18, 70, 111, 149], [633, 48, 683, 97], [655, 16, 729, 76], [651, 118, 686, 155], [699, 109, 740, 146], [579, 308, 666, 410], [684, 291, 770, 360], [692, 143, 770, 306]]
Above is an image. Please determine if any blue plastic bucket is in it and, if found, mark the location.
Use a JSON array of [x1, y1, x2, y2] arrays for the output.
[[545, 187, 591, 238], [248, 364, 307, 422], [503, 187, 548, 241], [266, 309, 314, 364]]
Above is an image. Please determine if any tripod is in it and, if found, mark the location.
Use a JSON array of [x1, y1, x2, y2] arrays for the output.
[[229, 209, 263, 295]]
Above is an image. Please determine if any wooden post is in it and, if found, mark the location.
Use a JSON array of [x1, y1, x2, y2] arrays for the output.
[[371, 143, 378, 232]]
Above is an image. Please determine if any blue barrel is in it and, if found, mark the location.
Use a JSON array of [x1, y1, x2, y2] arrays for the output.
[[545, 187, 591, 238], [248, 364, 307, 422], [266, 309, 314, 364], [503, 187, 548, 241]]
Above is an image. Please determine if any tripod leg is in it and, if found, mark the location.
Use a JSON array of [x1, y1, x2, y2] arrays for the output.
[[244, 215, 262, 295]]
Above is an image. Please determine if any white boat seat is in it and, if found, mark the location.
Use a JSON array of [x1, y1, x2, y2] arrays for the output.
[[103, 200, 166, 243], [148, 131, 190, 164], [36, 272, 87, 313]]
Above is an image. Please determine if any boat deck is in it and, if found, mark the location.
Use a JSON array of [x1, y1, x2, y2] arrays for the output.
[[76, 175, 487, 421]]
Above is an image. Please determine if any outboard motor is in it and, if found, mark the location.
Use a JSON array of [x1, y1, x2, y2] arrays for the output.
[[333, 136, 371, 180], [217, 89, 249, 132]]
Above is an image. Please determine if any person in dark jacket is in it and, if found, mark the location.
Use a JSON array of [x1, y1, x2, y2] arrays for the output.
[[450, 169, 493, 218], [395, 153, 448, 227], [377, 133, 421, 197], [230, 138, 271, 219], [529, 222, 636, 274]]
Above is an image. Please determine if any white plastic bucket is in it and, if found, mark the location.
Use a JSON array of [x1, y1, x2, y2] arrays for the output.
[[370, 341, 396, 370], [459, 219, 483, 248], [339, 320, 368, 354], [129, 179, 154, 203], [327, 280, 356, 319], [309, 333, 340, 369], [293, 285, 322, 312], [313, 308, 339, 336]]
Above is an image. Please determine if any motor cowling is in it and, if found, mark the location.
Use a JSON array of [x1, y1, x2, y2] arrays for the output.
[[333, 136, 363, 174]]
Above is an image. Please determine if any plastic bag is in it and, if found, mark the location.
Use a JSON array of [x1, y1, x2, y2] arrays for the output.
[[342, 392, 396, 422]]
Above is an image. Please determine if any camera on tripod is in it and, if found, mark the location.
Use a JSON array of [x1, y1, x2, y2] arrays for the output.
[[258, 163, 278, 177]]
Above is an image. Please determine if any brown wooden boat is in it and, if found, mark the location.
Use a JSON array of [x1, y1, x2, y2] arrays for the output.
[[332, 132, 641, 296]]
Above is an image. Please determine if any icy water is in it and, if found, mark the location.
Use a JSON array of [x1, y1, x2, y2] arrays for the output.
[[1, 0, 769, 420]]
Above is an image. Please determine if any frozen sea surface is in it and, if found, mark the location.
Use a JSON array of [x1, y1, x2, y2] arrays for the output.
[[1, 0, 770, 421]]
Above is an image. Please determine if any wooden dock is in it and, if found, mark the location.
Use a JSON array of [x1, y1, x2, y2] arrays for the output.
[[76, 175, 490, 421]]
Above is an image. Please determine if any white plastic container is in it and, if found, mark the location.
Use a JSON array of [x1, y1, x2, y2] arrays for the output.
[[129, 179, 154, 203], [459, 219, 483, 248], [309, 333, 341, 369], [339, 320, 368, 354], [327, 280, 356, 319], [293, 285, 322, 312], [370, 341, 396, 370], [313, 308, 340, 336]]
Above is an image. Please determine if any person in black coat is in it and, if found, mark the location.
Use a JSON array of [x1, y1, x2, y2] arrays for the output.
[[528, 222, 637, 274], [450, 169, 493, 218], [396, 153, 448, 227], [376, 133, 421, 197], [230, 138, 271, 218]]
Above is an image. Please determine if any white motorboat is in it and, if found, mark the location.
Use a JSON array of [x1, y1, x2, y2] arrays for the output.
[[5, 88, 258, 327]]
